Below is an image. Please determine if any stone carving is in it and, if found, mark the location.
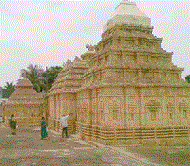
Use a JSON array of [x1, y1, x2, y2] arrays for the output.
[[3, 0, 189, 145], [3, 76, 47, 127]]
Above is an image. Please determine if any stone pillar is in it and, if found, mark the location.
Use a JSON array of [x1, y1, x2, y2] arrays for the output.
[[53, 95, 56, 130], [173, 88, 178, 145], [57, 94, 61, 132], [88, 89, 92, 141], [137, 87, 142, 144], [123, 86, 127, 129]]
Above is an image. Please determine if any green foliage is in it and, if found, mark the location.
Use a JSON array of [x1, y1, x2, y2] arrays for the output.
[[21, 64, 63, 92], [185, 75, 190, 83], [3, 82, 16, 98], [21, 64, 44, 92], [42, 66, 63, 91], [4, 82, 15, 90]]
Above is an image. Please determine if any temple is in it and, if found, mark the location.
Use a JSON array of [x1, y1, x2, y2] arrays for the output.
[[3, 0, 190, 145], [47, 0, 190, 145], [3, 75, 47, 127]]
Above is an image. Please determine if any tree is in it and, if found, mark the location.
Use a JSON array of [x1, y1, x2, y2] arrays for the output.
[[4, 82, 15, 90], [3, 82, 16, 98], [21, 64, 63, 93], [21, 64, 45, 92], [185, 75, 190, 83], [42, 66, 63, 92]]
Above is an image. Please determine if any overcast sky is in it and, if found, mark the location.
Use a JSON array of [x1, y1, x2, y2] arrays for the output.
[[0, 0, 190, 88]]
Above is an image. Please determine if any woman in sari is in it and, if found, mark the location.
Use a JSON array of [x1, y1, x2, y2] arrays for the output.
[[41, 117, 48, 140], [9, 114, 17, 135]]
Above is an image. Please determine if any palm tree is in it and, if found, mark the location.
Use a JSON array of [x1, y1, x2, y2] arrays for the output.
[[4, 82, 15, 90], [3, 82, 15, 98], [21, 64, 63, 93], [21, 64, 45, 92]]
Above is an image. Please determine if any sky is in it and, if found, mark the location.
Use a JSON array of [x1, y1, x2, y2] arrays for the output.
[[0, 0, 190, 88]]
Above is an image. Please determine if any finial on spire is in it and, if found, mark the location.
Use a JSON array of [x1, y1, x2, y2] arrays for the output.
[[74, 56, 81, 62], [66, 59, 72, 64], [120, 0, 136, 5], [86, 44, 94, 51]]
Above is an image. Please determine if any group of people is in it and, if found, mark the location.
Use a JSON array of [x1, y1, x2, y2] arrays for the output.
[[9, 113, 71, 140]]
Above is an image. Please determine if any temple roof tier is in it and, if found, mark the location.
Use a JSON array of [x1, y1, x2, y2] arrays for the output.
[[16, 77, 33, 88], [49, 57, 89, 94], [5, 76, 45, 105]]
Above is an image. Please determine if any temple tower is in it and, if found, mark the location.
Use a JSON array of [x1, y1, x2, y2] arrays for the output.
[[76, 0, 190, 145], [3, 75, 46, 127], [48, 57, 89, 134], [48, 0, 190, 145]]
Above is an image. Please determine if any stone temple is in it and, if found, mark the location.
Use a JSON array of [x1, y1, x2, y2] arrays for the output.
[[3, 75, 47, 127], [3, 0, 190, 145]]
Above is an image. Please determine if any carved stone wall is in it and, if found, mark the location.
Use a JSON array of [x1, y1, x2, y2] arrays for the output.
[[47, 0, 190, 145], [3, 77, 47, 127], [48, 93, 76, 134]]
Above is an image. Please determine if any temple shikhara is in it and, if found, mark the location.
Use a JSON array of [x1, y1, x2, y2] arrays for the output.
[[3, 0, 190, 145], [3, 75, 47, 127]]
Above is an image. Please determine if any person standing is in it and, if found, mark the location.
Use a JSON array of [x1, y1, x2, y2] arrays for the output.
[[61, 114, 70, 138], [41, 117, 48, 140], [9, 114, 17, 135]]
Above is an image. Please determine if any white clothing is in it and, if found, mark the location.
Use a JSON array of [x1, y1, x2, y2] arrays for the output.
[[60, 115, 69, 127]]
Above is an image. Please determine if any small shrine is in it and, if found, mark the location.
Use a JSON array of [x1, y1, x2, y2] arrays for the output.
[[3, 75, 47, 127]]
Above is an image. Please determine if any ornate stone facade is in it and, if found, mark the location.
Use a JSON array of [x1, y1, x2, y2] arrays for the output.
[[48, 57, 89, 134], [3, 76, 47, 127], [3, 0, 189, 145], [48, 0, 190, 145]]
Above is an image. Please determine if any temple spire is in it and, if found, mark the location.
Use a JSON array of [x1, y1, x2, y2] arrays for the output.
[[114, 0, 146, 17], [120, 0, 135, 4], [103, 0, 151, 32]]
